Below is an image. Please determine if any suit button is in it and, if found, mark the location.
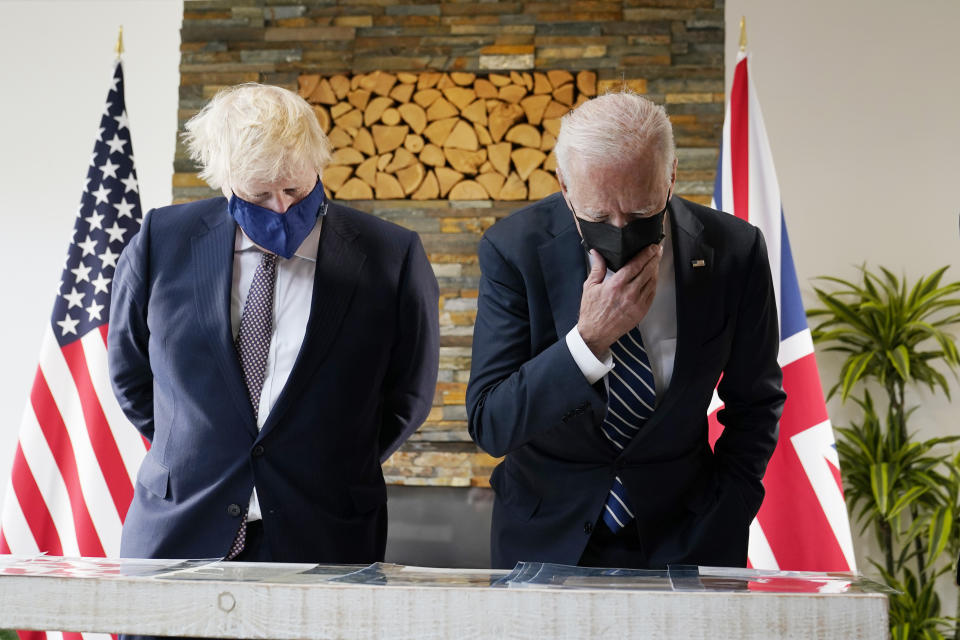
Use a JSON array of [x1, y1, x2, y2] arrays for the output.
[[584, 521, 593, 535], [252, 445, 265, 457], [227, 503, 242, 517]]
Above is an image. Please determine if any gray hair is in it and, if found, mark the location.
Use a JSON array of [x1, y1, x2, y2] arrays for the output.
[[183, 83, 332, 190], [554, 91, 676, 185]]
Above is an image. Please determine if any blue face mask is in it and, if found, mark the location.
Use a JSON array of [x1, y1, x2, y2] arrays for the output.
[[228, 178, 327, 259]]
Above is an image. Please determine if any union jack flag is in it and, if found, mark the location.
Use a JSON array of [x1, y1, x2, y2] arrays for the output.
[[0, 60, 148, 639], [708, 49, 857, 571]]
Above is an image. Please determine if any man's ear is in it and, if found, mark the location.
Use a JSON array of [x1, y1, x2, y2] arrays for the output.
[[556, 166, 567, 195], [556, 168, 576, 216]]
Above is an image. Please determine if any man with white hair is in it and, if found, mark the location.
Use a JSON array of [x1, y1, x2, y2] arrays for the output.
[[109, 83, 439, 565], [467, 91, 785, 569]]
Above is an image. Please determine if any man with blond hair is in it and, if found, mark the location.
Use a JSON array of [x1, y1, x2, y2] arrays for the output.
[[467, 92, 785, 569], [109, 83, 439, 564]]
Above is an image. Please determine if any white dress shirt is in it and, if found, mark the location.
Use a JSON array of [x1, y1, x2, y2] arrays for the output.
[[231, 217, 323, 521], [566, 213, 678, 404]]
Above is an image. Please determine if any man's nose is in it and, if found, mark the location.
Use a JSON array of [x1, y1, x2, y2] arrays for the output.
[[608, 212, 630, 228], [269, 193, 297, 214]]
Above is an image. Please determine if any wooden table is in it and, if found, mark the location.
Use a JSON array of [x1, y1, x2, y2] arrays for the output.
[[0, 556, 889, 639]]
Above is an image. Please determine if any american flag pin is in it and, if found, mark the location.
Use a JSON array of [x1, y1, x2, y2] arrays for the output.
[[691, 259, 706, 268]]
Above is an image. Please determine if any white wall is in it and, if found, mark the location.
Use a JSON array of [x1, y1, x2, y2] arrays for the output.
[[0, 1, 183, 500], [0, 1, 957, 566]]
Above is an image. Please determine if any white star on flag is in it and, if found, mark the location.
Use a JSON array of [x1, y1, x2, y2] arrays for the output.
[[99, 158, 120, 179], [102, 101, 112, 117], [62, 287, 85, 309], [90, 273, 112, 295], [120, 174, 139, 194], [91, 184, 112, 204], [56, 314, 80, 336], [98, 247, 120, 269], [85, 210, 105, 230], [85, 301, 105, 322], [115, 197, 136, 218], [104, 222, 127, 244], [105, 134, 127, 154], [77, 235, 98, 257], [114, 111, 129, 130], [70, 263, 92, 283]]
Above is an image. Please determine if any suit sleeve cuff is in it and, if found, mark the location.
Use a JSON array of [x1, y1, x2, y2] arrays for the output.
[[566, 326, 613, 385]]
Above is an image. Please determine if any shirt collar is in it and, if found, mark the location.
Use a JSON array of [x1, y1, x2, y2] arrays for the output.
[[234, 215, 323, 262]]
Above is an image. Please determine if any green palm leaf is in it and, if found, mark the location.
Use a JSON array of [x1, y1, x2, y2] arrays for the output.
[[809, 266, 960, 639]]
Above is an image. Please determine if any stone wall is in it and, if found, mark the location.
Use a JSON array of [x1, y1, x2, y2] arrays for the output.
[[175, 0, 724, 487]]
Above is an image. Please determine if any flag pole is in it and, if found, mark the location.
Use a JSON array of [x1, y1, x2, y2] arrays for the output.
[[739, 16, 747, 52], [115, 25, 124, 57]]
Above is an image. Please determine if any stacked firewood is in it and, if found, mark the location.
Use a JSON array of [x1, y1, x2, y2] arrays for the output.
[[298, 70, 597, 200]]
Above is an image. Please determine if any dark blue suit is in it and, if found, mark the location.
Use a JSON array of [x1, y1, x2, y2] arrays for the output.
[[108, 197, 439, 563], [466, 193, 785, 569]]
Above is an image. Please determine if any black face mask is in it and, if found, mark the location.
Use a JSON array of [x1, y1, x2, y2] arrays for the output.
[[577, 209, 666, 272]]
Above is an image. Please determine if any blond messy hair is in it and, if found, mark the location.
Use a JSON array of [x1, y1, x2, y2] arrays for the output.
[[554, 90, 675, 185], [183, 83, 332, 190]]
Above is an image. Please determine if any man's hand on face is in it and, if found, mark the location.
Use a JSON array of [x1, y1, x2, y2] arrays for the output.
[[577, 244, 662, 359]]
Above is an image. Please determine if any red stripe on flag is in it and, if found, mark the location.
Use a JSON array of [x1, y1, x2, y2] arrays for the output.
[[17, 632, 47, 640], [780, 353, 829, 428], [755, 354, 847, 570], [59, 339, 133, 520], [30, 368, 106, 556], [827, 458, 844, 496], [730, 57, 750, 221], [707, 409, 722, 449], [0, 528, 9, 554], [9, 444, 63, 555]]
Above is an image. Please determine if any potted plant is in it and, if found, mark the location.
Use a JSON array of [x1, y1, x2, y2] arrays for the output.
[[808, 265, 960, 640]]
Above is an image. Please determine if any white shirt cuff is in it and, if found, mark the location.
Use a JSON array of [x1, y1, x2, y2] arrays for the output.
[[566, 326, 613, 385]]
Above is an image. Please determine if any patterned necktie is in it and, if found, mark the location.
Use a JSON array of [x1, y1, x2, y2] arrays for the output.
[[600, 326, 656, 532], [235, 251, 279, 420], [227, 250, 278, 559]]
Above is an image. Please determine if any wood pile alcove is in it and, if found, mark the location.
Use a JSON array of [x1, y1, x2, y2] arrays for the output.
[[299, 70, 597, 201]]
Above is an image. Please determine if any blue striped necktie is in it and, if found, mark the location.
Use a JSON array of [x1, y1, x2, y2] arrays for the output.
[[600, 326, 656, 532]]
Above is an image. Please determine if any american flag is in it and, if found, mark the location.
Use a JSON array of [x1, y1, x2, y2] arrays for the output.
[[708, 49, 857, 571], [0, 59, 148, 634]]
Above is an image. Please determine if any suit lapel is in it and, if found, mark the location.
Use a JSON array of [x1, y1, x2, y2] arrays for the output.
[[538, 226, 587, 338], [538, 203, 588, 339], [259, 205, 365, 439], [190, 202, 258, 436], [626, 198, 714, 449]]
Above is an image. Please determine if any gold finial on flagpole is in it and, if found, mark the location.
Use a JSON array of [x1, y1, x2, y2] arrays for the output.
[[738, 16, 747, 52], [115, 25, 124, 56]]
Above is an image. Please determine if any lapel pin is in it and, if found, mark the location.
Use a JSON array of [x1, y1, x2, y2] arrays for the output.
[[691, 259, 706, 268]]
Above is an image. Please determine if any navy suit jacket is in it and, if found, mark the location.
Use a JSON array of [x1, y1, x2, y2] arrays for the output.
[[466, 193, 785, 569], [108, 197, 439, 563]]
